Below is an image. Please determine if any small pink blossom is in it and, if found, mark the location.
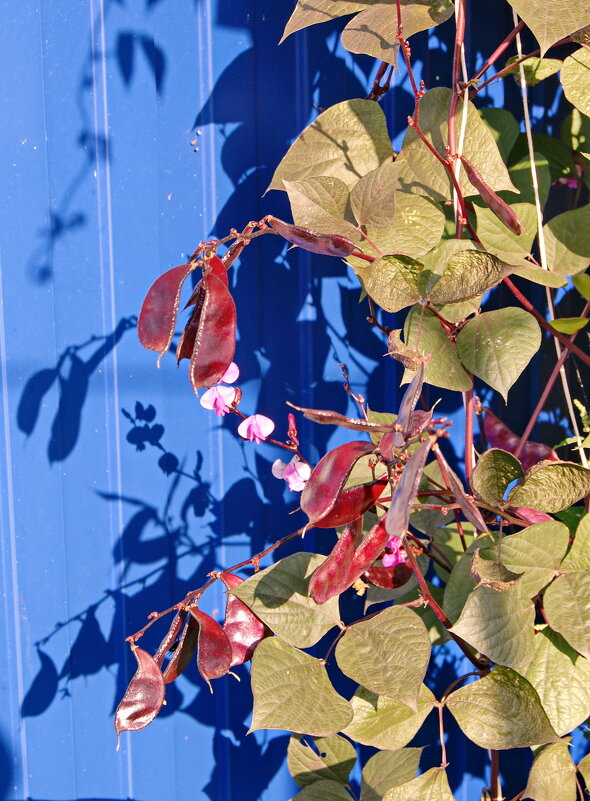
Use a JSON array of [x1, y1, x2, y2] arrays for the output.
[[220, 362, 240, 384], [237, 414, 275, 444], [200, 385, 236, 416], [382, 536, 406, 568], [272, 455, 311, 491]]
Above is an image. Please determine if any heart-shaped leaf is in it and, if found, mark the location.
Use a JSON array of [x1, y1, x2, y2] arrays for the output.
[[287, 734, 356, 788], [507, 460, 590, 512]]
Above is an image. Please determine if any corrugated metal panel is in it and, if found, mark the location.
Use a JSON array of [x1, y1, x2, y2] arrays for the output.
[[0, 2, 580, 800]]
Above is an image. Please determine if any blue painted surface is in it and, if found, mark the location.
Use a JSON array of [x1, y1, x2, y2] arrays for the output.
[[0, 2, 586, 800]]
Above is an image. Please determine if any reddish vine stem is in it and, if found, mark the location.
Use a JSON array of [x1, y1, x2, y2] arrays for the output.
[[504, 277, 590, 367], [447, 0, 466, 235], [127, 527, 305, 642], [471, 20, 525, 82], [405, 542, 487, 669], [472, 37, 572, 96], [514, 301, 590, 458], [490, 750, 502, 801], [464, 388, 475, 481], [437, 703, 448, 767]]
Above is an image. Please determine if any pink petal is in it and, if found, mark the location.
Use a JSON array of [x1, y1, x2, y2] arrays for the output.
[[221, 362, 240, 384], [283, 458, 311, 491], [200, 386, 236, 416], [272, 459, 287, 479], [382, 536, 406, 567], [237, 414, 275, 443]]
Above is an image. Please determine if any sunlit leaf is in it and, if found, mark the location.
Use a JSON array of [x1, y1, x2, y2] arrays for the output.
[[231, 553, 342, 648], [383, 767, 456, 801], [561, 47, 590, 117], [343, 684, 435, 750], [543, 571, 590, 660], [287, 734, 356, 788], [550, 317, 589, 334], [507, 460, 590, 512], [350, 162, 399, 229], [250, 638, 352, 735], [455, 308, 541, 401], [523, 742, 577, 801], [445, 667, 559, 749], [357, 255, 422, 313], [507, 0, 590, 54], [284, 177, 359, 239], [543, 206, 590, 275], [361, 749, 423, 801], [505, 55, 562, 85], [335, 606, 431, 710], [472, 448, 524, 506]]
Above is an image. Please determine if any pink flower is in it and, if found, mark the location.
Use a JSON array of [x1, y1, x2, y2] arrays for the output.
[[200, 385, 237, 416], [272, 455, 311, 491], [220, 362, 239, 384], [237, 414, 275, 444], [382, 537, 406, 568]]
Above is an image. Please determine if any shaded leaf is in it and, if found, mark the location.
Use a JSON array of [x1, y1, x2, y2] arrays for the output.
[[472, 448, 524, 506], [543, 571, 590, 660], [561, 512, 590, 570], [505, 55, 562, 85], [507, 460, 590, 513], [471, 550, 523, 590], [231, 553, 342, 648], [282, 179, 359, 241], [572, 273, 590, 300], [343, 683, 435, 750], [445, 666, 559, 749], [250, 638, 352, 735], [522, 627, 590, 735], [335, 606, 431, 709], [350, 162, 399, 228], [543, 206, 590, 275], [291, 780, 353, 801], [287, 734, 356, 788], [358, 255, 422, 313], [361, 748, 423, 801], [281, 1, 376, 41], [456, 308, 541, 401], [473, 202, 537, 260], [425, 250, 513, 306], [480, 108, 520, 163], [268, 100, 393, 192]]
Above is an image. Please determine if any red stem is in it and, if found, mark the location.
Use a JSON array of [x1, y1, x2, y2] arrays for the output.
[[471, 20, 525, 82], [490, 750, 502, 801], [473, 37, 572, 96], [514, 301, 590, 458], [448, 0, 466, 236], [503, 277, 590, 367], [464, 388, 475, 481]]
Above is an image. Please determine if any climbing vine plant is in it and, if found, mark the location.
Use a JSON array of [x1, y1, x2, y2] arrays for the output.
[[116, 2, 590, 799]]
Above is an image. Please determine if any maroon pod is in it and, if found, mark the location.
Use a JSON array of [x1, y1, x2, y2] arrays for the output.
[[162, 613, 200, 683], [138, 263, 194, 358], [220, 572, 269, 666], [266, 216, 359, 258], [301, 441, 385, 528], [483, 409, 558, 472], [114, 647, 165, 748], [460, 156, 523, 235], [363, 564, 413, 589], [188, 607, 233, 690], [308, 518, 363, 604]]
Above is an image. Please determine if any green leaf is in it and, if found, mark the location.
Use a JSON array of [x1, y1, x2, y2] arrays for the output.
[[431, 522, 477, 579], [472, 448, 524, 506], [284, 177, 359, 239], [341, 1, 453, 65], [402, 306, 473, 392], [231, 553, 342, 648], [572, 272, 590, 300], [543, 571, 590, 660], [507, 1, 590, 54], [511, 264, 567, 288], [506, 152, 551, 206], [455, 308, 541, 401], [443, 553, 475, 624], [361, 749, 423, 801], [358, 255, 422, 313], [550, 317, 589, 334], [445, 666, 559, 749], [343, 684, 435, 750], [350, 162, 399, 229], [449, 584, 535, 670], [480, 108, 520, 162], [383, 767, 456, 801], [523, 743, 577, 801], [507, 461, 590, 513], [473, 202, 537, 260], [522, 627, 590, 735], [365, 193, 446, 259], [543, 206, 590, 275], [281, 1, 375, 42], [250, 638, 352, 735], [470, 550, 523, 591], [395, 145, 452, 202], [510, 133, 575, 182], [401, 88, 516, 199], [578, 753, 590, 786], [425, 250, 513, 305], [561, 47, 590, 117], [268, 100, 393, 192], [287, 734, 356, 788], [562, 512, 590, 569], [505, 55, 562, 85], [478, 521, 570, 599], [561, 109, 590, 157], [291, 780, 354, 801], [335, 606, 431, 710]]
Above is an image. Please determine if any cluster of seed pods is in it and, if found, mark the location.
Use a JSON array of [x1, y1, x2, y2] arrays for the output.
[[114, 576, 269, 745]]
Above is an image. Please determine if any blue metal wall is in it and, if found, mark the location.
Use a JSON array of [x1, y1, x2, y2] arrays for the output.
[[0, 2, 580, 800]]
